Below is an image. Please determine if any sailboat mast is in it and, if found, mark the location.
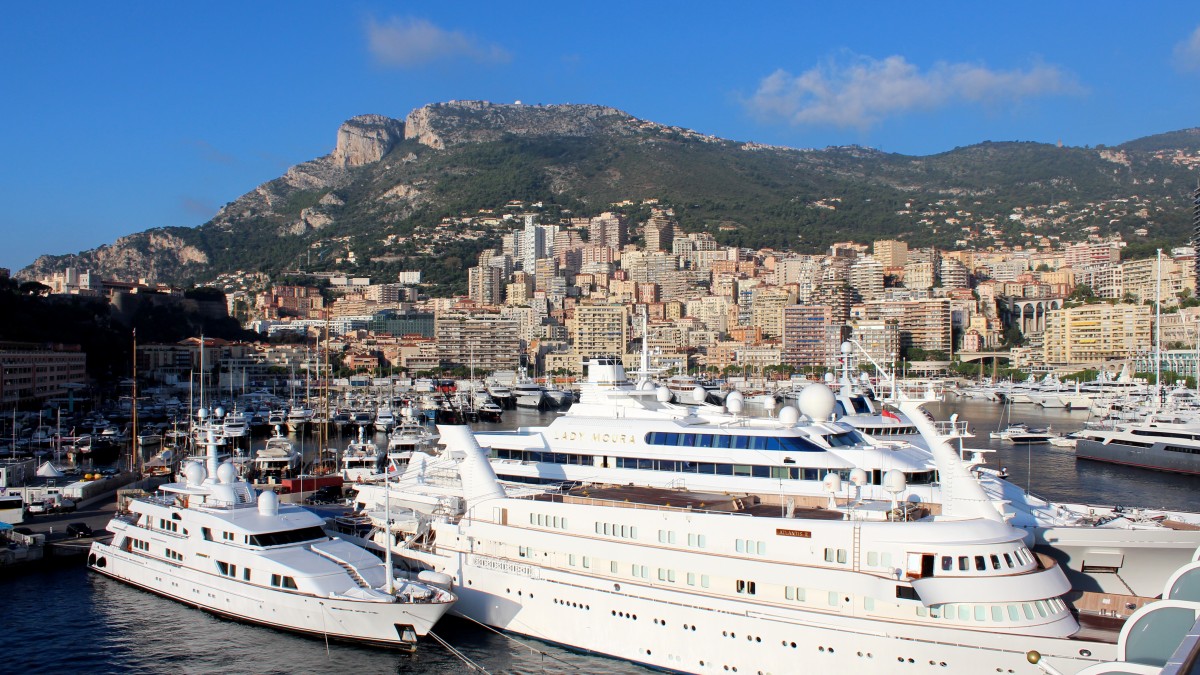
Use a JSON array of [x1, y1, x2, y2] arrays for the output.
[[132, 328, 139, 473], [1155, 248, 1162, 406]]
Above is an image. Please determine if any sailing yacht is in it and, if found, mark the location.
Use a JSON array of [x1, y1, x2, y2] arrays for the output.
[[88, 433, 455, 650]]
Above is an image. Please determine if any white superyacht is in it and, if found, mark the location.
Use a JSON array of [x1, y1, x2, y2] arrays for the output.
[[344, 411, 1150, 675], [88, 432, 456, 650], [473, 355, 1200, 597]]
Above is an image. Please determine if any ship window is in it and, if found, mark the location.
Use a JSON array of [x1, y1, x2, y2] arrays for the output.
[[941, 556, 952, 571], [991, 606, 1003, 622], [714, 434, 731, 449], [958, 606, 970, 621], [681, 434, 696, 447], [958, 556, 969, 571], [698, 574, 710, 588], [917, 606, 928, 617], [282, 576, 297, 589], [863, 597, 875, 611], [611, 561, 618, 573], [974, 556, 986, 571], [1035, 601, 1048, 617], [715, 464, 733, 476], [881, 552, 892, 568], [734, 465, 752, 477], [1008, 605, 1020, 621], [736, 539, 745, 553], [836, 549, 847, 564], [1003, 553, 1014, 568], [868, 551, 879, 567], [990, 554, 1001, 570], [689, 572, 696, 586], [1022, 604, 1035, 620], [974, 606, 986, 622], [243, 568, 251, 581], [246, 526, 326, 547], [942, 605, 954, 622], [825, 548, 835, 563], [828, 592, 838, 607], [752, 465, 769, 478]]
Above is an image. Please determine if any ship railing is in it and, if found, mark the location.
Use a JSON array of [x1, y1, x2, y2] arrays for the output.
[[932, 420, 971, 437], [521, 491, 753, 516]]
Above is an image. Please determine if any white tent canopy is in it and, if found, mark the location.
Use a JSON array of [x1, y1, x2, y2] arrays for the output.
[[36, 461, 65, 478]]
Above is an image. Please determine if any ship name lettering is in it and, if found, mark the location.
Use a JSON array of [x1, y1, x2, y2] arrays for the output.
[[776, 528, 812, 538]]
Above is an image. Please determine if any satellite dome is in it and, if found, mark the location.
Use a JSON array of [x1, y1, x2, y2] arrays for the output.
[[214, 406, 225, 419], [216, 461, 238, 484], [849, 468, 868, 487], [823, 372, 835, 384], [840, 341, 852, 355], [797, 384, 836, 421], [639, 380, 656, 391], [197, 407, 208, 420], [822, 473, 842, 494], [726, 393, 745, 415], [656, 386, 672, 402], [778, 406, 800, 425], [883, 470, 907, 494], [759, 394, 778, 411], [257, 489, 279, 517], [209, 483, 239, 506], [184, 461, 206, 487], [691, 386, 707, 404]]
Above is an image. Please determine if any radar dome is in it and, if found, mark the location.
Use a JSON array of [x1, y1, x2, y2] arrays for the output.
[[849, 468, 868, 487], [823, 372, 835, 384], [759, 394, 777, 411], [184, 461, 206, 486], [214, 406, 225, 418], [841, 341, 852, 355], [216, 461, 238, 484], [257, 489, 279, 516], [639, 380, 656, 391], [196, 407, 208, 420], [691, 386, 707, 404], [797, 384, 836, 420], [656, 386, 672, 402], [883, 470, 907, 494], [209, 483, 239, 506], [778, 406, 800, 425], [726, 393, 745, 415], [822, 473, 842, 493]]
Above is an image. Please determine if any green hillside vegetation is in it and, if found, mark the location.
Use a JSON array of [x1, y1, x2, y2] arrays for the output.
[[23, 108, 1200, 292]]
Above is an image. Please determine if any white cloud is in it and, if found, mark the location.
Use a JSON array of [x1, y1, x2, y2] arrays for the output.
[[1174, 25, 1200, 72], [745, 53, 1082, 130], [366, 16, 510, 68]]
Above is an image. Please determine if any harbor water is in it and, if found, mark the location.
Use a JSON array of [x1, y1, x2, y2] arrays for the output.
[[5, 401, 1199, 674]]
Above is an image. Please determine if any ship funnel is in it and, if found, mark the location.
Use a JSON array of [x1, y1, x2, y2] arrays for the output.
[[437, 425, 507, 505]]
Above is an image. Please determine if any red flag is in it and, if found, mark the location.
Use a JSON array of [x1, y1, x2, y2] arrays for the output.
[[882, 408, 901, 423]]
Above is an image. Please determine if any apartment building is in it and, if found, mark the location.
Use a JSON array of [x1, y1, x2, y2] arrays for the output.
[[1042, 303, 1152, 366]]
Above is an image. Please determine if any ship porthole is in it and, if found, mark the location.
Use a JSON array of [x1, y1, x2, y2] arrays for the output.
[[88, 553, 97, 566], [1079, 649, 1092, 657], [97, 557, 107, 568]]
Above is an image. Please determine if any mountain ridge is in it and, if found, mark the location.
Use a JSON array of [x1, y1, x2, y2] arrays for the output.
[[20, 101, 1200, 288]]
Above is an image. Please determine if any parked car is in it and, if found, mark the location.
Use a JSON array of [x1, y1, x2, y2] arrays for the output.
[[65, 522, 93, 538], [304, 485, 343, 504]]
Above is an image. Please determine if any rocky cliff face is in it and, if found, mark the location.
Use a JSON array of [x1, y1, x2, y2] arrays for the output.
[[332, 114, 406, 166], [24, 230, 209, 282], [405, 101, 642, 149]]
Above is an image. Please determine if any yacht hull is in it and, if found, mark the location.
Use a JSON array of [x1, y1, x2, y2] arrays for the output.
[[88, 543, 448, 647]]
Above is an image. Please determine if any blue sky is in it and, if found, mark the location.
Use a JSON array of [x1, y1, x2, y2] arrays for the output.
[[2, 2, 1199, 273]]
